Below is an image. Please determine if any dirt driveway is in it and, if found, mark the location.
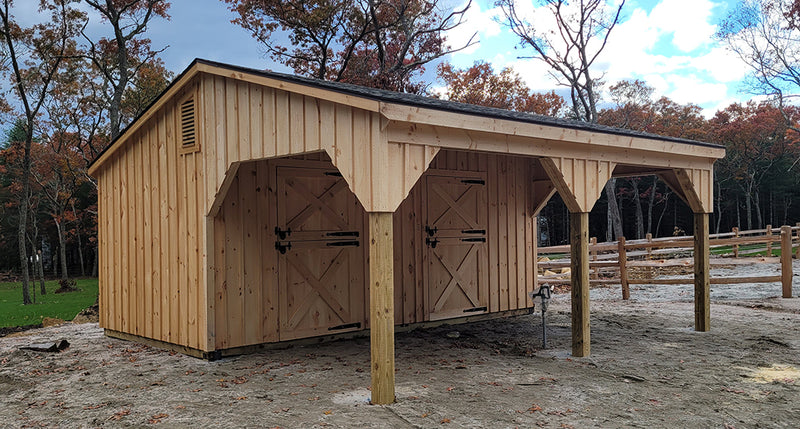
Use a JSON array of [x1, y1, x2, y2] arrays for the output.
[[2, 273, 800, 427]]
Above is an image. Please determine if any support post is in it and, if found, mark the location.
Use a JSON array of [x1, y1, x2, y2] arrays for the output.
[[590, 237, 598, 280], [766, 225, 773, 256], [570, 212, 590, 357], [618, 237, 629, 300], [732, 227, 739, 258], [694, 213, 710, 332], [368, 212, 395, 404], [781, 225, 793, 298], [795, 223, 800, 259]]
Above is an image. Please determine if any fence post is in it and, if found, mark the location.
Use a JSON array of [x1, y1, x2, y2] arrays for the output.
[[590, 237, 598, 280], [795, 222, 800, 259], [733, 227, 740, 258], [618, 237, 630, 300], [645, 233, 653, 279], [781, 225, 793, 298], [766, 224, 773, 256]]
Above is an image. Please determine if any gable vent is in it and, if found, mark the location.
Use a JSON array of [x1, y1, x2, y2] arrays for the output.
[[180, 97, 196, 147]]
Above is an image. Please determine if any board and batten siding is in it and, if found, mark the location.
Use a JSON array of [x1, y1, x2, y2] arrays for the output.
[[200, 73, 437, 215], [97, 78, 208, 351], [210, 151, 537, 351]]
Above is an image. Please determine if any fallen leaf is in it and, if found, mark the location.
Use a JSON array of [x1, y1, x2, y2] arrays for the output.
[[108, 409, 130, 421], [446, 386, 454, 392], [147, 413, 169, 424], [527, 404, 543, 413], [324, 410, 333, 415], [441, 418, 451, 424], [236, 396, 247, 401], [421, 413, 429, 418]]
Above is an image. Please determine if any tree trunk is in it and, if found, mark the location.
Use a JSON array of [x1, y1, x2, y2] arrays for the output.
[[631, 178, 644, 239], [754, 189, 762, 229], [17, 162, 31, 305], [714, 181, 723, 235], [605, 179, 623, 240], [646, 177, 656, 235], [745, 190, 753, 230], [56, 219, 68, 281], [655, 189, 671, 236], [736, 195, 741, 228], [37, 250, 46, 294], [92, 245, 98, 277]]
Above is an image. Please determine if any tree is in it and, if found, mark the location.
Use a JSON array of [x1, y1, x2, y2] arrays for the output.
[[224, 0, 475, 93], [498, 0, 625, 122], [709, 102, 800, 230], [718, 0, 800, 132], [83, 0, 171, 140], [437, 61, 566, 116], [0, 0, 84, 304], [499, 0, 626, 240]]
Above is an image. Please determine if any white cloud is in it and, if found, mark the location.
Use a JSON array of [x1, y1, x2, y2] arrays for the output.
[[445, 1, 504, 56]]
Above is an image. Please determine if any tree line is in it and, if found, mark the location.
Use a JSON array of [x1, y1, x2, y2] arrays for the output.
[[1, 0, 798, 303]]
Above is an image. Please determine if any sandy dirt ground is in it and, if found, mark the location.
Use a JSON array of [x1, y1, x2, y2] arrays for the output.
[[1, 261, 800, 428]]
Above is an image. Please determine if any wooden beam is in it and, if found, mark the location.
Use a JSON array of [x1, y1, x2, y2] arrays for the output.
[[368, 212, 395, 405], [540, 157, 615, 213], [570, 212, 590, 357], [694, 213, 710, 331], [781, 225, 793, 298]]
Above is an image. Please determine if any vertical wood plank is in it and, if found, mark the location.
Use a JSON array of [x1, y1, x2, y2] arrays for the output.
[[570, 211, 590, 357], [241, 163, 261, 345], [158, 110, 171, 342], [487, 155, 499, 313], [498, 156, 509, 311], [261, 160, 279, 342], [142, 129, 153, 339], [263, 88, 277, 158], [781, 225, 793, 298], [249, 84, 263, 160], [214, 76, 227, 194], [225, 79, 240, 167], [369, 212, 395, 405], [214, 209, 228, 349], [694, 212, 710, 332], [226, 177, 243, 347], [276, 90, 290, 156], [290, 92, 305, 154], [305, 96, 320, 151], [237, 82, 250, 161], [187, 153, 200, 349], [618, 237, 629, 300], [515, 159, 527, 309], [150, 122, 162, 341], [166, 102, 179, 344]]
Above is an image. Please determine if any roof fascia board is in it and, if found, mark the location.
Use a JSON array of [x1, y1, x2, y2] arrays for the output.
[[379, 102, 726, 161]]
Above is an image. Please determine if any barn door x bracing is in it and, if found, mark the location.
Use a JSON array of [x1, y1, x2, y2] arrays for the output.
[[425, 174, 489, 321], [275, 166, 366, 340]]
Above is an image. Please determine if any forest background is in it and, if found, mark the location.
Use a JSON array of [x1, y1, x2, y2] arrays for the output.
[[0, 0, 798, 304]]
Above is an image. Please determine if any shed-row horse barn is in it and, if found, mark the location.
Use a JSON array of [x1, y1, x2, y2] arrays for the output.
[[88, 59, 725, 404]]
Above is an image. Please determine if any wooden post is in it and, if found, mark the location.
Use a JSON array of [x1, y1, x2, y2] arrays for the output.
[[590, 237, 598, 280], [766, 224, 773, 256], [645, 232, 653, 279], [694, 213, 710, 332], [570, 212, 590, 357], [795, 223, 800, 259], [618, 237, 629, 300], [732, 227, 739, 258], [368, 212, 395, 404], [781, 225, 793, 298]]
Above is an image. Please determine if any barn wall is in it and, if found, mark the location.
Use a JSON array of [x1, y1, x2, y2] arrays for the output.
[[97, 77, 208, 351], [394, 151, 536, 324], [210, 150, 536, 351]]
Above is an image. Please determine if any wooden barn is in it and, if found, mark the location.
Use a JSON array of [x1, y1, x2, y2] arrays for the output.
[[88, 59, 725, 404]]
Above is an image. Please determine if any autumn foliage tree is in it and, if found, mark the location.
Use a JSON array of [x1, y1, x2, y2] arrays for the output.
[[224, 0, 475, 93], [437, 61, 566, 116]]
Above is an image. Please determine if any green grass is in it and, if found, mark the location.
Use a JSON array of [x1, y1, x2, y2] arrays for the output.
[[0, 278, 98, 328]]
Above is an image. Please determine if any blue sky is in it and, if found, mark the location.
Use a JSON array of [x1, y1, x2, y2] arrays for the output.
[[20, 0, 753, 117]]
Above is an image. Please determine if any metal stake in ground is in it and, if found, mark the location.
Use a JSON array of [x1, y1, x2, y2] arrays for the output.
[[529, 285, 552, 348]]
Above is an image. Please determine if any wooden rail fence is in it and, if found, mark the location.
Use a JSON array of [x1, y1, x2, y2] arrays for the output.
[[537, 224, 798, 299]]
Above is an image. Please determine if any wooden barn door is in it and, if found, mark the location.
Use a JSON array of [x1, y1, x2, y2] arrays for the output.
[[425, 174, 489, 320], [275, 166, 366, 340]]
